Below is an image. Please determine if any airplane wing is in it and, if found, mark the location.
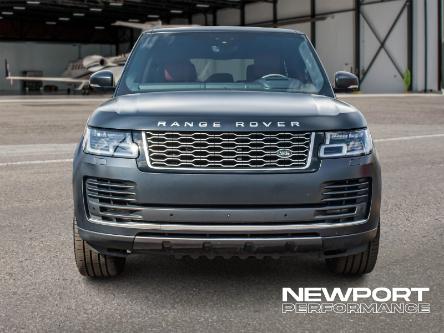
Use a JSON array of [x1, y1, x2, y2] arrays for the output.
[[106, 54, 128, 66], [5, 75, 87, 83], [112, 20, 159, 30], [5, 59, 88, 89], [112, 20, 198, 31]]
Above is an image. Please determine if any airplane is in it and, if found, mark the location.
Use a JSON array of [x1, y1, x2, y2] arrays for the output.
[[3, 20, 191, 93], [112, 16, 332, 31], [4, 53, 127, 93], [112, 19, 198, 31]]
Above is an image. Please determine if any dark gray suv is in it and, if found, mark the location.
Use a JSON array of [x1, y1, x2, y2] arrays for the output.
[[73, 27, 381, 277]]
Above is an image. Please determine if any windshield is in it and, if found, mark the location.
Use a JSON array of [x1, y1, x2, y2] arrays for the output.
[[116, 30, 333, 97]]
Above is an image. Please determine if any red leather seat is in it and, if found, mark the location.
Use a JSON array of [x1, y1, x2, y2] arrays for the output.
[[164, 60, 197, 82]]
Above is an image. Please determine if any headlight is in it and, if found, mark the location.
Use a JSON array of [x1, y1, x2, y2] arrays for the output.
[[319, 129, 373, 158], [83, 127, 139, 158]]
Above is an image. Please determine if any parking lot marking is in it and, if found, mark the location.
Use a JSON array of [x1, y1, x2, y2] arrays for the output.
[[0, 158, 72, 167], [337, 93, 443, 98], [375, 133, 444, 142], [0, 143, 76, 156], [0, 98, 107, 103]]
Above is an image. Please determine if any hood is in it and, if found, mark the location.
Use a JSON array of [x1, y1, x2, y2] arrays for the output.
[[88, 91, 366, 132]]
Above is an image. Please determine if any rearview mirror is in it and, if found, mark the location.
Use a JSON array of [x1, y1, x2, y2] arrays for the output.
[[89, 70, 115, 91], [334, 71, 359, 93]]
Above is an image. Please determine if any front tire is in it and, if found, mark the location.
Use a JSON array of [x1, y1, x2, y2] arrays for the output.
[[73, 217, 125, 277], [325, 225, 380, 275]]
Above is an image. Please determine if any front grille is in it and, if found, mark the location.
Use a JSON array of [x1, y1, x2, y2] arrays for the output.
[[85, 178, 142, 222], [315, 178, 371, 222], [144, 131, 313, 169]]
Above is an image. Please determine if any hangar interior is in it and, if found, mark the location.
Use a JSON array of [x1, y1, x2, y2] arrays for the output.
[[0, 0, 442, 93]]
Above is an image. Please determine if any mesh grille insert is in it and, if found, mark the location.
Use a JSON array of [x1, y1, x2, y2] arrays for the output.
[[145, 131, 313, 169]]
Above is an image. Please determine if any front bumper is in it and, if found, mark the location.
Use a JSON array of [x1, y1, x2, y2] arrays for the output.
[[73, 143, 381, 257], [78, 225, 378, 258]]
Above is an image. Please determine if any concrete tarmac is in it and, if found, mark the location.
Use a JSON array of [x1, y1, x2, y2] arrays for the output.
[[0, 94, 443, 332]]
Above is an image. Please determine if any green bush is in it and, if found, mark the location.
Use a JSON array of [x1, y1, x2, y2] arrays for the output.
[[403, 69, 411, 92]]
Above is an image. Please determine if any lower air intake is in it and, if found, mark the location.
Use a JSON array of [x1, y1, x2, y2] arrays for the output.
[[316, 177, 371, 222], [85, 177, 142, 222]]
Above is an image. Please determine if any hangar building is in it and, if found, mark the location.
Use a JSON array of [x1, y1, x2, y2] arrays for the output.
[[0, 0, 442, 93]]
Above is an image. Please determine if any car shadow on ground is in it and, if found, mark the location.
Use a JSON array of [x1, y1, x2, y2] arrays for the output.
[[83, 254, 371, 307]]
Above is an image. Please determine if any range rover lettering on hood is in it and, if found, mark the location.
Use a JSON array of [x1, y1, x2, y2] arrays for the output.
[[157, 121, 301, 129]]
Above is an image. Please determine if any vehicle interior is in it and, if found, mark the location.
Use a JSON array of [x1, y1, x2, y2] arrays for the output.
[[118, 31, 333, 96]]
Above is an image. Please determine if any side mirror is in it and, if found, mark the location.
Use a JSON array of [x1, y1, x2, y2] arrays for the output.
[[89, 70, 115, 91], [334, 71, 359, 93]]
